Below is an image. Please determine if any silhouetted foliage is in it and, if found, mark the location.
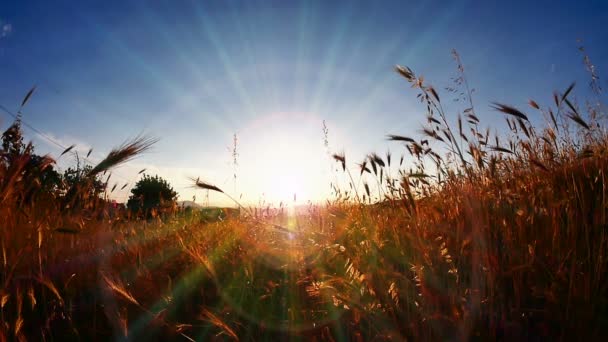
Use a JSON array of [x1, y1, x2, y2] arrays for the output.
[[1, 118, 62, 204], [1, 118, 31, 161], [61, 162, 107, 209], [127, 174, 177, 218]]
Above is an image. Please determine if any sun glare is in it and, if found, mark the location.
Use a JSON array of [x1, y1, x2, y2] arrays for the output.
[[272, 171, 305, 203], [238, 112, 331, 205]]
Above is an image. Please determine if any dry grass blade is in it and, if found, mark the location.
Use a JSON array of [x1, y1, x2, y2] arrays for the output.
[[177, 235, 218, 279], [562, 82, 575, 102], [422, 128, 437, 139], [102, 274, 140, 306], [549, 109, 559, 131], [36, 276, 64, 305], [567, 112, 591, 130], [428, 116, 441, 125], [467, 115, 480, 124], [368, 156, 378, 175], [200, 308, 239, 340], [88, 135, 157, 176], [358, 160, 369, 176], [332, 153, 346, 171], [409, 172, 430, 178], [564, 98, 580, 116], [491, 103, 529, 121], [458, 114, 465, 138], [27, 286, 36, 310], [15, 316, 24, 336], [489, 145, 514, 154], [191, 177, 252, 215], [395, 65, 415, 81], [371, 153, 385, 167], [60, 144, 75, 157], [192, 178, 224, 193], [429, 86, 440, 103], [518, 119, 531, 138], [529, 100, 540, 109], [386, 134, 415, 143], [0, 292, 9, 309], [20, 86, 37, 109], [530, 158, 549, 171]]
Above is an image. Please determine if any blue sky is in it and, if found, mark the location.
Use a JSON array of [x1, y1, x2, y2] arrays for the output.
[[1, 0, 607, 205]]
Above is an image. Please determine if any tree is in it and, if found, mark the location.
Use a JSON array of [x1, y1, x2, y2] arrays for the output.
[[1, 118, 62, 204], [61, 162, 106, 209], [127, 174, 177, 218], [1, 118, 32, 164], [28, 154, 62, 194]]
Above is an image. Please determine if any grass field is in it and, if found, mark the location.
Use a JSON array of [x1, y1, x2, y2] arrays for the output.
[[1, 57, 607, 341]]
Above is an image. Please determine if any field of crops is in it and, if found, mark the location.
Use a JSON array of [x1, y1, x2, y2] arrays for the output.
[[2, 54, 608, 340]]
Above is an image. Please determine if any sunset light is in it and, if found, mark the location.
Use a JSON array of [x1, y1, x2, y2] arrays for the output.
[[1, 1, 607, 340], [237, 112, 332, 204]]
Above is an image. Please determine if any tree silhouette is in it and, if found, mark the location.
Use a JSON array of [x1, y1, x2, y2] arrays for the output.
[[1, 118, 32, 163], [1, 118, 62, 204], [61, 162, 106, 209], [127, 174, 177, 218]]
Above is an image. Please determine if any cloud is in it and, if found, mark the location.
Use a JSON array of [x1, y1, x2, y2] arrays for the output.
[[0, 21, 11, 38], [35, 131, 93, 158]]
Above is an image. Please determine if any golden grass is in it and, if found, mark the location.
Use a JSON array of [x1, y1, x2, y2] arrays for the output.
[[1, 50, 607, 340]]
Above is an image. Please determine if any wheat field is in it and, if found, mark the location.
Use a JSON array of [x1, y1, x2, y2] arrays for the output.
[[1, 50, 607, 341]]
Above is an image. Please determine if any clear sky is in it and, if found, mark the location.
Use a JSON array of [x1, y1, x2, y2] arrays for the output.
[[1, 0, 607, 206]]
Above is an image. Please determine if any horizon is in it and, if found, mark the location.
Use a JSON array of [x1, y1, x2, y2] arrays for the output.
[[1, 0, 607, 206]]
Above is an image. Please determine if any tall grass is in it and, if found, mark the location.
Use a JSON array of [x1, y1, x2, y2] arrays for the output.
[[0, 49, 607, 340]]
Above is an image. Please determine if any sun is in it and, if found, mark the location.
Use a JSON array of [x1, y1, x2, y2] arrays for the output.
[[272, 171, 305, 201], [248, 137, 314, 204], [237, 112, 333, 205]]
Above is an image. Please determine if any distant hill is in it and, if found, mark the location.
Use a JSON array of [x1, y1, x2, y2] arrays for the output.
[[178, 200, 203, 209]]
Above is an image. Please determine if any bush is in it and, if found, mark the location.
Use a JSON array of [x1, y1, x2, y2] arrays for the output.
[[127, 174, 177, 218]]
